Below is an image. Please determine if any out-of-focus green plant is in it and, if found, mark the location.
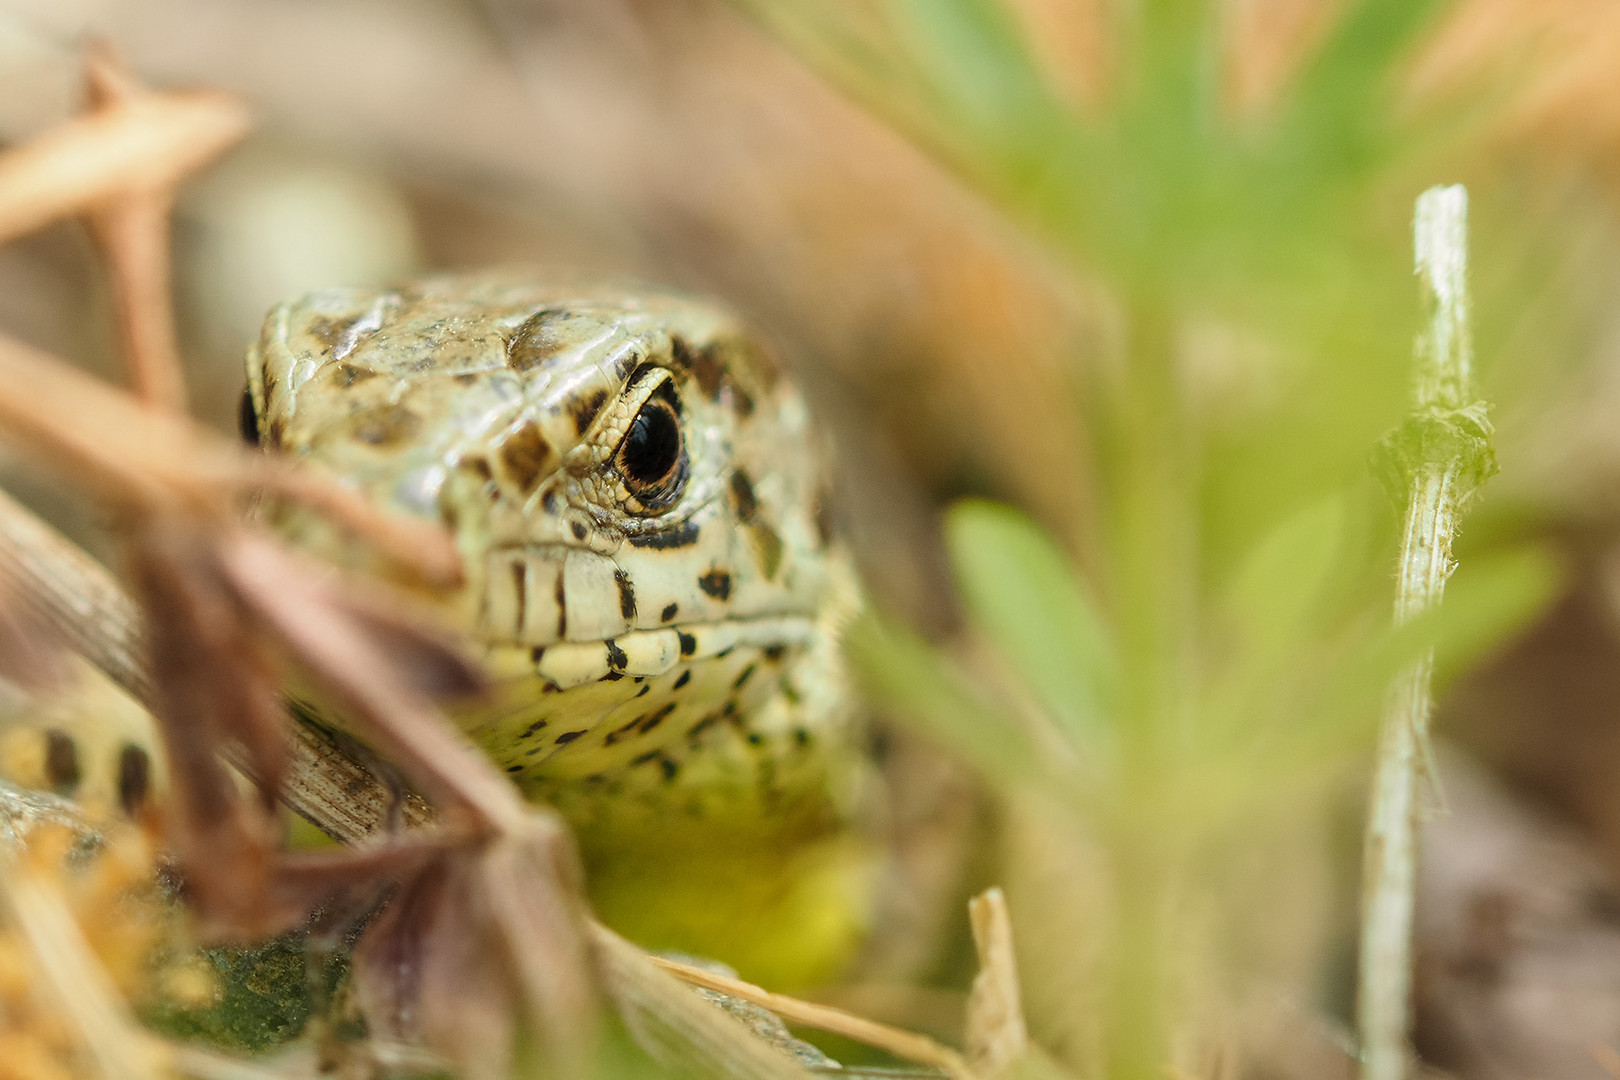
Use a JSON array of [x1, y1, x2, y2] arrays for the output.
[[736, 1, 1570, 1076]]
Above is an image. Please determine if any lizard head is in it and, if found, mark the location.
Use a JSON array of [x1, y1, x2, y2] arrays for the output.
[[244, 274, 857, 799]]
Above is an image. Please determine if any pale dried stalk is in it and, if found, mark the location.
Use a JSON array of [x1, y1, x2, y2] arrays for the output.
[[651, 954, 977, 1079], [965, 887, 1027, 1077], [0, 90, 248, 248], [590, 924, 817, 1080], [81, 47, 193, 413], [0, 330, 462, 587], [1357, 185, 1491, 1080]]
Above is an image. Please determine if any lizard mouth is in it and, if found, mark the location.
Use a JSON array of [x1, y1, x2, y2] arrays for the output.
[[516, 615, 817, 691]]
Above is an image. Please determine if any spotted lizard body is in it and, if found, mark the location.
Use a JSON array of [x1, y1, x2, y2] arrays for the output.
[[243, 274, 871, 985]]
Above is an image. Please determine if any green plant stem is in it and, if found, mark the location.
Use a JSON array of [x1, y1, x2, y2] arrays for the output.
[[1358, 185, 1492, 1080], [1100, 293, 1196, 1080]]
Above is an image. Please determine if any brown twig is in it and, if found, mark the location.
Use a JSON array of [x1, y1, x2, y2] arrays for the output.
[[0, 65, 247, 249], [80, 46, 191, 412], [0, 329, 462, 587]]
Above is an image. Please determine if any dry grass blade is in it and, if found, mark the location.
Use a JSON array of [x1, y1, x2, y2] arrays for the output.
[[588, 922, 820, 1080], [124, 520, 290, 939], [217, 532, 511, 829], [0, 564, 71, 693], [0, 76, 247, 249], [965, 888, 1027, 1078], [649, 953, 978, 1080], [353, 834, 596, 1080], [0, 330, 462, 585]]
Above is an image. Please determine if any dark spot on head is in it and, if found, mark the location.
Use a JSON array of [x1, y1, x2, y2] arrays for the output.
[[454, 372, 478, 385], [571, 521, 588, 541], [729, 470, 757, 522], [614, 570, 637, 620], [695, 351, 725, 400], [729, 384, 754, 418], [605, 640, 628, 671], [781, 680, 802, 704], [117, 743, 150, 815], [571, 388, 608, 435], [628, 521, 701, 550], [746, 732, 764, 746], [464, 456, 494, 482], [794, 728, 812, 748], [306, 316, 344, 349], [506, 308, 571, 371], [602, 670, 624, 681], [672, 337, 726, 400], [687, 714, 720, 740], [507, 765, 525, 773], [335, 362, 376, 387], [716, 645, 735, 659], [238, 388, 260, 445], [523, 719, 549, 737], [530, 646, 545, 664], [733, 664, 757, 690], [673, 670, 692, 690], [499, 422, 555, 495], [637, 684, 651, 697], [661, 602, 679, 623], [659, 757, 680, 782], [44, 730, 79, 795], [677, 632, 697, 657], [763, 644, 786, 663], [749, 524, 783, 580], [349, 404, 420, 447], [698, 569, 732, 601], [555, 730, 587, 745], [631, 750, 661, 766], [526, 746, 543, 756]]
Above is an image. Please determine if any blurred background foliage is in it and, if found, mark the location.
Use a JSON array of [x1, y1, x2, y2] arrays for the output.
[[6, 1, 1620, 1077]]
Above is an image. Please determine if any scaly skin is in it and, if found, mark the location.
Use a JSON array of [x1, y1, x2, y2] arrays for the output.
[[245, 273, 870, 986]]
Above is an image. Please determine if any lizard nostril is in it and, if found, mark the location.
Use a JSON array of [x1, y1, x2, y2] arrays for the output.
[[118, 743, 151, 816], [43, 728, 80, 795]]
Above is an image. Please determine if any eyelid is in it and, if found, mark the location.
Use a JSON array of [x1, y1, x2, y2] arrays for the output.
[[594, 368, 677, 455]]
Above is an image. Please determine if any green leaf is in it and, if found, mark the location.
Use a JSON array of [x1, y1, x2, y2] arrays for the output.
[[1224, 495, 1348, 652], [845, 611, 1048, 790], [943, 499, 1113, 746]]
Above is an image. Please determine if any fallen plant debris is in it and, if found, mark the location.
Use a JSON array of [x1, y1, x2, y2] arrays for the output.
[[0, 47, 1008, 1080]]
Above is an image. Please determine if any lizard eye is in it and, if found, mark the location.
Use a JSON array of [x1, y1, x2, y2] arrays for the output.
[[616, 382, 687, 514]]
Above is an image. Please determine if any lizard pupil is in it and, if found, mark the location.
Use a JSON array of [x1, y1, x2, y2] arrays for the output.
[[617, 387, 686, 511]]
